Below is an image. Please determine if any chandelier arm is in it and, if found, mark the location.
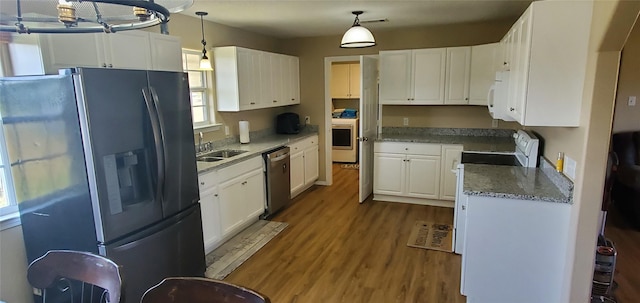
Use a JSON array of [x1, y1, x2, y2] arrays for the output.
[[94, 0, 171, 23]]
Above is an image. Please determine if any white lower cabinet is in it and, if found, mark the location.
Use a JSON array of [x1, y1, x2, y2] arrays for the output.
[[461, 195, 570, 302], [288, 135, 319, 198], [373, 142, 445, 205], [197, 156, 266, 253], [198, 170, 221, 254], [374, 142, 463, 206], [440, 145, 463, 201]]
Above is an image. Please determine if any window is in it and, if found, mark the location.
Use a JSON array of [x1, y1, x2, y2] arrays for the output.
[[182, 49, 215, 128], [0, 121, 17, 219]]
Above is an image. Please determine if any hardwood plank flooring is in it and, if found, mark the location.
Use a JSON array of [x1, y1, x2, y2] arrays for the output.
[[225, 164, 465, 303], [604, 206, 640, 303]]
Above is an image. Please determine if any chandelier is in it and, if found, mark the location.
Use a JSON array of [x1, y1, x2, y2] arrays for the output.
[[0, 0, 193, 34]]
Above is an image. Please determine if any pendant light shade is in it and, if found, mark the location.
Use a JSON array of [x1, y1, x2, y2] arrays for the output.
[[196, 11, 213, 71], [199, 55, 213, 70], [341, 11, 376, 48]]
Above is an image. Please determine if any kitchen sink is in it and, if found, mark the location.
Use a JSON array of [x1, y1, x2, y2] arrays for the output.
[[204, 149, 248, 158], [196, 149, 248, 162], [196, 156, 224, 162]]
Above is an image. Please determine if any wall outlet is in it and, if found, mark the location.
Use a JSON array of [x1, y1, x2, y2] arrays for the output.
[[305, 116, 311, 124], [563, 155, 577, 180], [492, 119, 499, 128], [403, 117, 409, 126], [629, 96, 637, 106], [224, 125, 230, 136]]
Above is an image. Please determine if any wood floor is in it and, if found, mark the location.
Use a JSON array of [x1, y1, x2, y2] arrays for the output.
[[225, 164, 466, 303], [604, 206, 640, 303]]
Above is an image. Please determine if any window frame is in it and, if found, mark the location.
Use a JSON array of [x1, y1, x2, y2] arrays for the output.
[[181, 49, 217, 129]]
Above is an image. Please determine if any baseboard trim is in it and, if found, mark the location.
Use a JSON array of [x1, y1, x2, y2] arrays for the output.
[[373, 194, 455, 208]]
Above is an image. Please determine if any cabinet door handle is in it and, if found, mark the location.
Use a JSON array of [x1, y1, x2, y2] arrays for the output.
[[462, 205, 466, 210], [242, 181, 248, 185], [250, 102, 256, 105], [273, 100, 278, 103], [465, 97, 469, 101], [108, 64, 113, 68], [102, 63, 107, 68], [200, 182, 205, 185], [214, 194, 218, 197], [510, 107, 515, 111]]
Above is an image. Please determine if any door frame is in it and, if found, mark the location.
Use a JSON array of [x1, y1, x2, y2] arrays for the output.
[[323, 55, 361, 185]]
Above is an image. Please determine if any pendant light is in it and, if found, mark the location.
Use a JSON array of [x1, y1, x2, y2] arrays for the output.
[[196, 11, 213, 71], [340, 11, 376, 48]]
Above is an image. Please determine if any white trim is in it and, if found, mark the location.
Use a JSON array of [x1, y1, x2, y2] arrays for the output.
[[0, 211, 20, 231], [323, 55, 360, 186], [193, 123, 222, 133]]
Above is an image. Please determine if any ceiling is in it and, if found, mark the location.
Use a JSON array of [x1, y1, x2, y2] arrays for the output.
[[179, 0, 534, 39]]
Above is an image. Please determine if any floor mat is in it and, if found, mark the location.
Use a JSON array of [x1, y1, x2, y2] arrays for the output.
[[205, 220, 288, 280], [407, 221, 453, 252], [340, 164, 359, 169]]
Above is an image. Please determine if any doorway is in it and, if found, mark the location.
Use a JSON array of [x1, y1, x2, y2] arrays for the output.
[[323, 55, 379, 202]]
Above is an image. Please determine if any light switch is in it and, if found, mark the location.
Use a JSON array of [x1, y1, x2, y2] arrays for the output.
[[492, 119, 499, 128], [629, 96, 637, 106], [403, 117, 409, 126]]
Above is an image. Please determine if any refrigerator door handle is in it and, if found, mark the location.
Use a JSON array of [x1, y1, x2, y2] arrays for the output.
[[149, 87, 168, 201], [142, 87, 166, 204]]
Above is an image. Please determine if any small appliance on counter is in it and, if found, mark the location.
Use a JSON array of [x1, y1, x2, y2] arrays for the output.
[[276, 112, 300, 134]]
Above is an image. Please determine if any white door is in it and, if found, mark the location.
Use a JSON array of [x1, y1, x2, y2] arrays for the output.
[[304, 145, 319, 186], [440, 145, 463, 200], [405, 155, 440, 199], [199, 188, 221, 253], [106, 31, 151, 70], [372, 153, 404, 195], [149, 32, 183, 72], [358, 56, 378, 203], [218, 177, 246, 237], [243, 168, 266, 219], [290, 150, 305, 194], [378, 50, 411, 104], [444, 46, 471, 105], [412, 48, 446, 104]]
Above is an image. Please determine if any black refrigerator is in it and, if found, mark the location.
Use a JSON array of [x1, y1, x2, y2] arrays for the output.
[[0, 68, 205, 302]]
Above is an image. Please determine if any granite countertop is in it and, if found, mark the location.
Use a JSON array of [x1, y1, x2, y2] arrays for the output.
[[197, 129, 318, 174], [463, 162, 572, 204], [376, 127, 516, 153]]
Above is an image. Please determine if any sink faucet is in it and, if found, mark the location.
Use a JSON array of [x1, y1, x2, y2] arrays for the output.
[[198, 132, 204, 152]]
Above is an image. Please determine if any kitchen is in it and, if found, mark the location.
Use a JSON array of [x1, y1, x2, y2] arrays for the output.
[[1, 1, 639, 303]]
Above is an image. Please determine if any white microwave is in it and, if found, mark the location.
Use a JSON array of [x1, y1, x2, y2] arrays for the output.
[[488, 71, 515, 121]]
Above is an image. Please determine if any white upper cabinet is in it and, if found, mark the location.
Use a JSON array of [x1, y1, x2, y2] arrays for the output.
[[444, 46, 471, 105], [379, 49, 446, 105], [379, 50, 413, 104], [38, 31, 181, 74], [214, 46, 300, 112], [148, 32, 183, 72], [331, 62, 361, 99], [501, 1, 593, 126], [469, 43, 499, 106], [413, 49, 447, 104]]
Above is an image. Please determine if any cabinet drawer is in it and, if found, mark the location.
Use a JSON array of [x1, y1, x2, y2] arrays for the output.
[[198, 170, 218, 192], [374, 142, 441, 156], [288, 135, 318, 152], [217, 156, 263, 181]]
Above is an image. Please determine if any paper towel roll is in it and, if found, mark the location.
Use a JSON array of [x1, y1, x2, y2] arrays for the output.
[[239, 120, 250, 144]]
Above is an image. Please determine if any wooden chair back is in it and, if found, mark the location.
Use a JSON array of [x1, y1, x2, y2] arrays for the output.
[[140, 277, 270, 303], [27, 250, 122, 303]]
